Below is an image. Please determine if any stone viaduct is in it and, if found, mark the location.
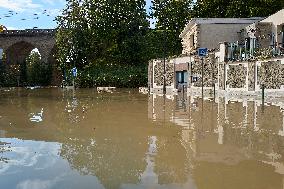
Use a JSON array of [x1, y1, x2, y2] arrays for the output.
[[0, 29, 56, 65]]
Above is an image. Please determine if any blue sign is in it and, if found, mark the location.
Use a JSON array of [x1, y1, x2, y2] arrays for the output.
[[72, 67, 77, 77], [198, 48, 208, 57]]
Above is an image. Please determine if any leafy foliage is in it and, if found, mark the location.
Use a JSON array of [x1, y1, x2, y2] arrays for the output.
[[193, 0, 284, 18], [77, 63, 147, 88], [56, 0, 149, 68], [0, 51, 52, 87], [26, 51, 52, 86], [150, 0, 193, 56], [0, 63, 20, 87], [55, 0, 152, 87]]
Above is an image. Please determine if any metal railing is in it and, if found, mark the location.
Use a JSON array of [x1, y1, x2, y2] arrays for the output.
[[227, 41, 284, 62]]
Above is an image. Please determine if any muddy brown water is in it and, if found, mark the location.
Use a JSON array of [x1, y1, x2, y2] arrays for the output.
[[0, 88, 284, 189]]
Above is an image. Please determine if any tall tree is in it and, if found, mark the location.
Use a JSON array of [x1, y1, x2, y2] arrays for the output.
[[26, 51, 52, 86], [226, 0, 284, 18], [192, 0, 230, 17], [150, 0, 193, 56], [56, 0, 90, 69], [56, 0, 149, 69], [193, 0, 284, 18]]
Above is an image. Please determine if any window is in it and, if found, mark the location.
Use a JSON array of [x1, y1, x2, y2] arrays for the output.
[[176, 71, 188, 84]]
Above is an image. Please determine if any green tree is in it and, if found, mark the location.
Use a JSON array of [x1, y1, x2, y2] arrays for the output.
[[26, 51, 52, 86], [56, 0, 149, 67], [193, 0, 284, 18], [150, 0, 193, 56], [56, 0, 89, 70], [55, 0, 151, 87], [226, 0, 284, 18]]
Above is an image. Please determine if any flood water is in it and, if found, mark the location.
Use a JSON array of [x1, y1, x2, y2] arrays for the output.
[[0, 88, 284, 189]]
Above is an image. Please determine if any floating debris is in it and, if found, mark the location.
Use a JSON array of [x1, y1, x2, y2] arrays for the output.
[[29, 108, 44, 123]]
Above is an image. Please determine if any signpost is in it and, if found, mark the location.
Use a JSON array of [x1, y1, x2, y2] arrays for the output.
[[198, 48, 208, 98], [198, 48, 208, 57], [72, 67, 77, 77]]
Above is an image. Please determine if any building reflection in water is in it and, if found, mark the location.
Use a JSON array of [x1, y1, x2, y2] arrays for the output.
[[0, 88, 284, 188], [149, 93, 284, 188]]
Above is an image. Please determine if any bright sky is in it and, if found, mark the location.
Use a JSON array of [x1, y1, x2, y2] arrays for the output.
[[0, 0, 154, 30]]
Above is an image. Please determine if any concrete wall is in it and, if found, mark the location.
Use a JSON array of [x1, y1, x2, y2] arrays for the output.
[[190, 54, 218, 88], [226, 63, 248, 89], [217, 58, 284, 93], [149, 59, 175, 94], [149, 55, 284, 95], [200, 24, 250, 49], [257, 59, 284, 90], [181, 24, 199, 55], [181, 23, 248, 54]]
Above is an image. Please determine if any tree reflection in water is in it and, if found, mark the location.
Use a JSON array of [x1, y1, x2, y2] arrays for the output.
[[0, 89, 284, 189]]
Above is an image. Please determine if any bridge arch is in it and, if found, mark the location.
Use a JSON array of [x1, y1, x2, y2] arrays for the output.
[[5, 41, 36, 64], [0, 29, 60, 85], [0, 29, 56, 65]]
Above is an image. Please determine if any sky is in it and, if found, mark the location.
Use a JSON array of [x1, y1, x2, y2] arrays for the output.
[[0, 0, 154, 30]]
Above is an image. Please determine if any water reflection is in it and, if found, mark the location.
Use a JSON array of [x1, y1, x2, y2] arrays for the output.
[[0, 88, 283, 188], [149, 93, 284, 188]]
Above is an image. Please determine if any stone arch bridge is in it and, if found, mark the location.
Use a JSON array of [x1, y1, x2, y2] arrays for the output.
[[0, 29, 56, 64]]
